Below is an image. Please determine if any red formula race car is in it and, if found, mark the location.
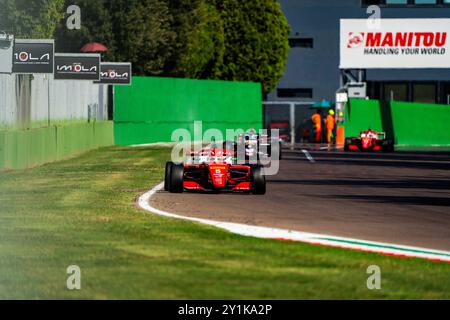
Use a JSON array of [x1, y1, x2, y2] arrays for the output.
[[344, 130, 395, 152], [164, 147, 266, 195]]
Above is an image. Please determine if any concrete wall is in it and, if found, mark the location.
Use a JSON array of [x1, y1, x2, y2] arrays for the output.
[[114, 77, 263, 145], [345, 99, 450, 147], [0, 74, 108, 129], [0, 121, 114, 170], [0, 73, 112, 170]]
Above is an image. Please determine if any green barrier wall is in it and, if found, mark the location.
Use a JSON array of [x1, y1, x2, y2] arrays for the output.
[[345, 99, 450, 147], [114, 77, 263, 145], [0, 121, 114, 170], [345, 99, 384, 138], [390, 101, 450, 146]]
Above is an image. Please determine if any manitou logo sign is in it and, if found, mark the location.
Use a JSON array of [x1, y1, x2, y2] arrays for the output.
[[341, 19, 450, 69], [12, 40, 54, 74], [94, 62, 132, 85], [347, 32, 447, 49], [347, 33, 365, 48], [54, 53, 100, 80]]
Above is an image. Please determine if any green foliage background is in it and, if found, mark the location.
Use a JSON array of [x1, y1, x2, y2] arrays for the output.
[[0, 0, 65, 38], [0, 0, 291, 94], [215, 0, 291, 94]]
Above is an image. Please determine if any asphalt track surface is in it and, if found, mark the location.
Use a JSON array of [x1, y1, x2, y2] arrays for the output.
[[151, 148, 450, 251]]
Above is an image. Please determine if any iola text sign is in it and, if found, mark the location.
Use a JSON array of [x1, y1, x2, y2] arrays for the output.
[[94, 62, 132, 85], [54, 53, 100, 80], [13, 39, 54, 74], [340, 19, 450, 69]]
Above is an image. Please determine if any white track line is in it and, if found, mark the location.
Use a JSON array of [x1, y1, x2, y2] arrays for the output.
[[301, 150, 316, 163], [138, 183, 450, 263]]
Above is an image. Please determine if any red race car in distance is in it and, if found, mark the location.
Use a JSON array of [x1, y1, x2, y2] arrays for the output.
[[165, 146, 266, 195], [344, 130, 395, 152]]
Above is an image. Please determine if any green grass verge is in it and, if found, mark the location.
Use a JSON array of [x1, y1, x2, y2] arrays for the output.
[[0, 146, 449, 299]]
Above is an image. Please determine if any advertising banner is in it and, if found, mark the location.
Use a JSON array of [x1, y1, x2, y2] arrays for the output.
[[54, 53, 100, 80], [340, 19, 450, 69], [12, 39, 54, 74], [94, 62, 132, 85], [0, 32, 14, 74]]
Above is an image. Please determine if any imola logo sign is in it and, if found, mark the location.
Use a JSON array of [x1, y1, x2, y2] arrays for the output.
[[0, 33, 13, 74], [340, 19, 450, 69], [12, 39, 54, 74], [57, 64, 97, 73], [104, 70, 128, 79], [54, 53, 100, 80], [15, 52, 50, 62], [94, 62, 132, 85]]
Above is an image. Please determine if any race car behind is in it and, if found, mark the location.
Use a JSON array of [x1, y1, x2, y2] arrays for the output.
[[237, 129, 283, 161], [344, 129, 394, 152]]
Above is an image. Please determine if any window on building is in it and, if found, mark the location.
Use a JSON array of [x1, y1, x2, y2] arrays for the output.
[[362, 0, 447, 5], [386, 0, 408, 4], [384, 83, 408, 102], [361, 0, 408, 5], [413, 83, 437, 104], [414, 0, 437, 4], [277, 88, 313, 99], [443, 83, 450, 104], [289, 38, 314, 48], [362, 0, 383, 5]]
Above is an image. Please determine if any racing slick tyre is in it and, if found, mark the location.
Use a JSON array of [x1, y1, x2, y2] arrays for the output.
[[164, 161, 174, 191], [344, 138, 352, 152], [252, 165, 266, 195], [169, 164, 184, 193]]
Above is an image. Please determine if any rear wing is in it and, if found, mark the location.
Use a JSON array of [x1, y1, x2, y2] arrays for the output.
[[359, 131, 386, 139]]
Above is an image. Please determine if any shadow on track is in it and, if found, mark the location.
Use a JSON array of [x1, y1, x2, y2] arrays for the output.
[[269, 178, 450, 191], [283, 156, 450, 170], [323, 195, 450, 207]]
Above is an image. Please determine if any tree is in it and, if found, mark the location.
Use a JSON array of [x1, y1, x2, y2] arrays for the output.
[[104, 0, 175, 75], [55, 0, 176, 75], [215, 0, 291, 94], [167, 0, 224, 79], [0, 0, 65, 38], [55, 0, 116, 61], [1, 0, 291, 91]]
